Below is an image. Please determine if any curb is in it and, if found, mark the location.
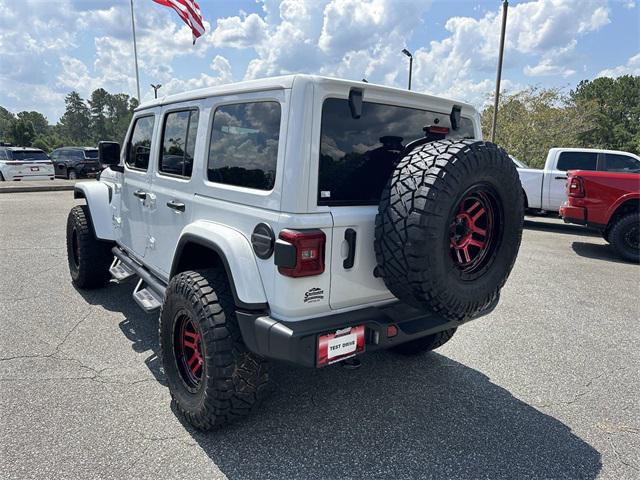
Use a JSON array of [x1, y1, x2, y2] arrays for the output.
[[0, 184, 75, 194]]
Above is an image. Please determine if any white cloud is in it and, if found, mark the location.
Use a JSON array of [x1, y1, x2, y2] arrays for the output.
[[210, 13, 268, 48], [597, 53, 640, 78], [161, 55, 233, 97]]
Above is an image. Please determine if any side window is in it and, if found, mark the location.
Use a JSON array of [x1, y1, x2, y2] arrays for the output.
[[0, 149, 8, 160], [207, 101, 281, 191], [159, 109, 199, 178], [72, 150, 83, 160], [604, 153, 640, 173], [556, 152, 598, 171], [126, 115, 155, 170]]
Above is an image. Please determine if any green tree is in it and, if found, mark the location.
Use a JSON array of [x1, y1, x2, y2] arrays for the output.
[[569, 75, 640, 154], [107, 93, 138, 144], [482, 87, 596, 168], [8, 118, 37, 146], [88, 88, 110, 142], [59, 91, 91, 145], [16, 111, 49, 137], [0, 106, 15, 143]]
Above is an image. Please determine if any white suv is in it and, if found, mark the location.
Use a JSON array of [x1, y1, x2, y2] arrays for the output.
[[66, 75, 524, 429]]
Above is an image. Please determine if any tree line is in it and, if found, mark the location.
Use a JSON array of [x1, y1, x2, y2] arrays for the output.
[[0, 76, 637, 168], [481, 75, 639, 168], [0, 89, 139, 153]]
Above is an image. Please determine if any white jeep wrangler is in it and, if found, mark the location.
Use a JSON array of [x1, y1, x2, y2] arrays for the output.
[[66, 75, 523, 429]]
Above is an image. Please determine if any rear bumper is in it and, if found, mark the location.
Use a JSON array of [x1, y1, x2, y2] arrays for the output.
[[237, 298, 498, 368], [560, 204, 586, 225]]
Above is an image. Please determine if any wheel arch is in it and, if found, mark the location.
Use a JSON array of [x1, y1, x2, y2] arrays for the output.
[[606, 196, 640, 231], [171, 226, 268, 311], [73, 182, 114, 240]]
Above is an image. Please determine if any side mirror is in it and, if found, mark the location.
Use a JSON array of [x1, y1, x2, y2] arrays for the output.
[[98, 141, 121, 167]]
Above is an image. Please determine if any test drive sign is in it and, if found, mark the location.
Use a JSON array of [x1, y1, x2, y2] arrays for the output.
[[317, 325, 365, 366]]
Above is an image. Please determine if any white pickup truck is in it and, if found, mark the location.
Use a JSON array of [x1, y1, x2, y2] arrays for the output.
[[516, 148, 640, 212]]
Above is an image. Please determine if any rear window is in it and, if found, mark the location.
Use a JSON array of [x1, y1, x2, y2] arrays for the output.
[[604, 153, 640, 173], [318, 98, 475, 206], [556, 152, 597, 171], [84, 150, 99, 159], [207, 101, 281, 191], [11, 150, 49, 161]]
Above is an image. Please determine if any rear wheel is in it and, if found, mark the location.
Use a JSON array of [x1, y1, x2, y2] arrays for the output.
[[67, 169, 77, 180], [609, 213, 640, 263], [392, 328, 456, 355], [160, 269, 270, 430], [66, 205, 113, 288]]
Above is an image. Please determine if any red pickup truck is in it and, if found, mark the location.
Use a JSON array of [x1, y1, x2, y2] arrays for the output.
[[560, 170, 640, 262]]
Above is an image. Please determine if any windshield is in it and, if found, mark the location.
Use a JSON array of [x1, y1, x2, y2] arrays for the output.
[[84, 149, 99, 159], [11, 150, 50, 161]]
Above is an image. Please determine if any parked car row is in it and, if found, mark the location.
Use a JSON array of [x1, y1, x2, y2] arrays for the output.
[[0, 145, 102, 181]]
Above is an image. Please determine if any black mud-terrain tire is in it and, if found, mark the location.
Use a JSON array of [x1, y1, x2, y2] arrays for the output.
[[609, 213, 640, 263], [392, 328, 457, 355], [375, 140, 524, 320], [66, 205, 113, 289], [160, 269, 270, 430]]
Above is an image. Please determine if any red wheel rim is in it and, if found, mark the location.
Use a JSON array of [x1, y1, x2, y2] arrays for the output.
[[449, 188, 499, 274], [174, 313, 204, 390]]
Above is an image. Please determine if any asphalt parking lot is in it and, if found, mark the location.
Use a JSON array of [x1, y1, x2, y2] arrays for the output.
[[1, 191, 638, 480]]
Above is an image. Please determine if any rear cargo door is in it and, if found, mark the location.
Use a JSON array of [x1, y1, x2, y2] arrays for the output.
[[328, 207, 394, 309]]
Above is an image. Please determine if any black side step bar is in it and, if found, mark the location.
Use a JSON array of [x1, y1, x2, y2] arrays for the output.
[[111, 247, 166, 298]]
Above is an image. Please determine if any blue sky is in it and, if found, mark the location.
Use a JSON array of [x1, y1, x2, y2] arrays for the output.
[[0, 0, 638, 122]]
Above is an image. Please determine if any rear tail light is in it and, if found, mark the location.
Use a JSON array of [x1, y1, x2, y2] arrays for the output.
[[568, 176, 585, 198], [275, 229, 325, 277]]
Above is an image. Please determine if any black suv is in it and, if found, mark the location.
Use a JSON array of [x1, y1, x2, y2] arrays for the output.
[[50, 147, 101, 179]]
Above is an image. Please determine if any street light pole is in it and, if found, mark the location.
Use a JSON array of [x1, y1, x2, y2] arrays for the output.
[[151, 84, 162, 99], [490, 0, 508, 143], [130, 0, 141, 102], [402, 49, 413, 90]]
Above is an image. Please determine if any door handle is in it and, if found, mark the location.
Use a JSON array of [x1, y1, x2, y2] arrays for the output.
[[133, 190, 147, 200], [166, 200, 185, 212], [343, 228, 356, 269], [555, 176, 567, 180]]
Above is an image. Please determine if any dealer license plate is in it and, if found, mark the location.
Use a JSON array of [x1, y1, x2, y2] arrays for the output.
[[317, 325, 365, 366]]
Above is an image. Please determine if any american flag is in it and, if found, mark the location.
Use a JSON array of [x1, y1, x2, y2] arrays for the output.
[[152, 0, 205, 44]]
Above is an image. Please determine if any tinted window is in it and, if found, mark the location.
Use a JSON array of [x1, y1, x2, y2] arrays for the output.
[[0, 149, 7, 160], [207, 102, 280, 190], [318, 98, 476, 206], [556, 152, 597, 171], [604, 153, 640, 172], [72, 150, 83, 160], [84, 150, 99, 159], [160, 110, 199, 177], [11, 150, 49, 161], [126, 116, 155, 170]]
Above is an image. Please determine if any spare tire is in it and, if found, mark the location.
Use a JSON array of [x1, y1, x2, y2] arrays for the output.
[[374, 140, 523, 320]]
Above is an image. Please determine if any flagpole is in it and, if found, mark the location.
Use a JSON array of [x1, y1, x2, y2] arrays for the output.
[[130, 0, 141, 101]]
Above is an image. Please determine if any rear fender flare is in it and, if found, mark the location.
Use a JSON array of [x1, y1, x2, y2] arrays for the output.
[[73, 182, 114, 240], [171, 222, 268, 310]]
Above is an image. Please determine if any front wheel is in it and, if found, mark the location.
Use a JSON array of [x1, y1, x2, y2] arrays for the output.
[[67, 169, 78, 180], [609, 213, 640, 263], [66, 205, 113, 289], [160, 269, 270, 430]]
